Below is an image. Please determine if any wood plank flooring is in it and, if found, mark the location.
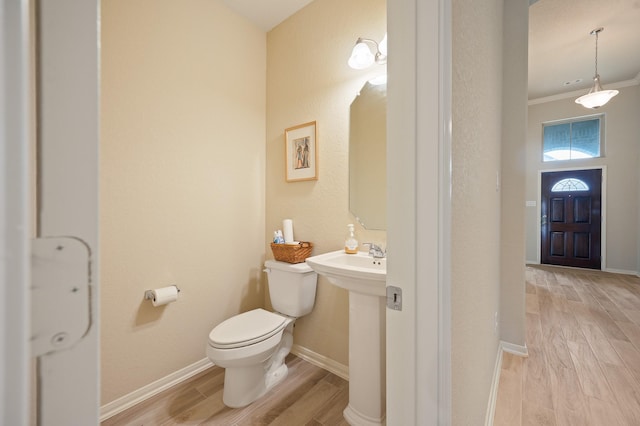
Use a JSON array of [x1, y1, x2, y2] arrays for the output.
[[494, 265, 640, 426], [101, 354, 349, 425]]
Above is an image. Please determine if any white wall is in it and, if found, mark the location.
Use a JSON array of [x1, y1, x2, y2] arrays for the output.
[[451, 0, 504, 423], [526, 85, 640, 273], [500, 0, 528, 347], [100, 0, 266, 404]]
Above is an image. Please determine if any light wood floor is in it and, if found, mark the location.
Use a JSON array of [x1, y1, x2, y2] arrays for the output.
[[494, 265, 640, 425], [101, 354, 349, 425]]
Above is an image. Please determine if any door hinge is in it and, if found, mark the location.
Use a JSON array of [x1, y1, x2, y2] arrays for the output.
[[31, 237, 92, 356]]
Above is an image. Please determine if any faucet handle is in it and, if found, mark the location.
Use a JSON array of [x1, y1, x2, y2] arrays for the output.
[[362, 243, 386, 258]]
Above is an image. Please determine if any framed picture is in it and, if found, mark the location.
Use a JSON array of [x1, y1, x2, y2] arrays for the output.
[[284, 121, 318, 182]]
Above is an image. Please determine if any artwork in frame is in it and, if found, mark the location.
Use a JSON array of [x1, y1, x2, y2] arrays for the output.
[[284, 121, 318, 182]]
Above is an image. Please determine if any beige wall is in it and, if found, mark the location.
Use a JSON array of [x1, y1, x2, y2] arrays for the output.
[[100, 0, 266, 404], [526, 85, 640, 273], [100, 0, 528, 421], [451, 0, 504, 423], [500, 0, 528, 347], [266, 0, 386, 366]]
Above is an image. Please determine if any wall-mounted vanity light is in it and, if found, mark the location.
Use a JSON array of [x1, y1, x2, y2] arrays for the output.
[[348, 33, 387, 70]]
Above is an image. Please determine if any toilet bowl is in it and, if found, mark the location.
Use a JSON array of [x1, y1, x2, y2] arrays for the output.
[[206, 260, 317, 408]]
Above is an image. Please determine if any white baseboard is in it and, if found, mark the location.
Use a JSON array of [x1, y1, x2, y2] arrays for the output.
[[485, 341, 529, 425], [99, 357, 213, 422], [291, 344, 349, 381], [500, 340, 528, 357], [485, 342, 504, 426], [604, 267, 639, 276]]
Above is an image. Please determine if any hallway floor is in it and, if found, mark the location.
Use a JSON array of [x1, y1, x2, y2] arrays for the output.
[[494, 265, 640, 425]]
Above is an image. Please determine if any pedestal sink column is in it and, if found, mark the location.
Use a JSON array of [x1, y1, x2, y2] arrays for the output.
[[343, 292, 386, 426], [303, 251, 387, 426]]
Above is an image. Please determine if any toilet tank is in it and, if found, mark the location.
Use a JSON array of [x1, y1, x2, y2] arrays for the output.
[[264, 260, 317, 317]]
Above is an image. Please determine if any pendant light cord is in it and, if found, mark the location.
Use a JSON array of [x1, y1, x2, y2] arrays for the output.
[[594, 30, 599, 76], [590, 27, 604, 77]]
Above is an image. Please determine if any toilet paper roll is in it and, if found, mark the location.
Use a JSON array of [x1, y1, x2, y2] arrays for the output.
[[149, 285, 179, 307], [283, 219, 294, 243]]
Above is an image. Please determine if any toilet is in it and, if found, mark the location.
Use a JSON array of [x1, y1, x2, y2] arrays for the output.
[[206, 259, 318, 408]]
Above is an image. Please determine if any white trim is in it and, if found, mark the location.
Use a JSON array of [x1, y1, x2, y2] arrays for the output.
[[387, 0, 450, 424], [528, 77, 639, 106], [537, 166, 607, 270], [99, 358, 213, 422], [437, 0, 453, 423], [525, 262, 636, 277], [1, 1, 31, 423], [484, 344, 504, 426], [36, 2, 101, 424], [526, 260, 539, 265], [291, 344, 349, 381], [604, 268, 639, 276], [485, 342, 529, 426], [500, 340, 528, 357]]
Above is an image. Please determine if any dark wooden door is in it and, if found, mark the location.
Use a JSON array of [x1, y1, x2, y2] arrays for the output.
[[540, 169, 602, 269]]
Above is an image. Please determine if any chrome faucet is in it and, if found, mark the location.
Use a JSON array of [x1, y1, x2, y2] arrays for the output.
[[363, 243, 386, 259]]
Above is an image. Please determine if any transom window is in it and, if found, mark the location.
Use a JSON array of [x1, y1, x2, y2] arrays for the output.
[[543, 115, 603, 162], [551, 178, 590, 192]]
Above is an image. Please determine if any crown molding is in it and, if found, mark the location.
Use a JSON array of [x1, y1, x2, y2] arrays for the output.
[[528, 76, 640, 106]]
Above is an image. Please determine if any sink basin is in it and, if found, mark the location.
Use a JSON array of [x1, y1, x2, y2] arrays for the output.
[[305, 250, 386, 296]]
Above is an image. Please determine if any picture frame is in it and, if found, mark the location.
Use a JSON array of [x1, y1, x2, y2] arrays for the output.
[[284, 121, 318, 182]]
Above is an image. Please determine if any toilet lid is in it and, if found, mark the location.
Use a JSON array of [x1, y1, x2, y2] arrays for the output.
[[208, 308, 287, 349]]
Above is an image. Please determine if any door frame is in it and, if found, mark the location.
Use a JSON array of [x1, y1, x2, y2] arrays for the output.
[[1, 1, 31, 423], [36, 0, 100, 424], [387, 0, 452, 424], [536, 165, 607, 269]]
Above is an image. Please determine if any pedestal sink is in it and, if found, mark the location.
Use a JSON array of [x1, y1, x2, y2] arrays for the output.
[[305, 250, 386, 426]]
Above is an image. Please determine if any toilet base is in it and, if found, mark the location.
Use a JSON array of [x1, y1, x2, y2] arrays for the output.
[[222, 364, 270, 408], [220, 324, 294, 408]]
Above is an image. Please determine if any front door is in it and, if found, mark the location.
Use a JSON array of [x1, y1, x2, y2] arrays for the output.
[[540, 169, 602, 269]]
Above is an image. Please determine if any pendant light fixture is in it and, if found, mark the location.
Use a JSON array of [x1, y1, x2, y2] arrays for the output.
[[348, 33, 387, 70], [575, 27, 619, 109]]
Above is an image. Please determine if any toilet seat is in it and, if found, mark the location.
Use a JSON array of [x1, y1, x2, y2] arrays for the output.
[[208, 308, 288, 349]]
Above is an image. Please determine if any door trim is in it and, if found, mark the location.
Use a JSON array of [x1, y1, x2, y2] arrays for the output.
[[36, 0, 100, 424], [0, 1, 31, 423], [387, 0, 451, 423], [536, 165, 607, 270]]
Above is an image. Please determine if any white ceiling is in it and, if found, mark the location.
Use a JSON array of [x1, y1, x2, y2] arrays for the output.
[[222, 0, 313, 31], [529, 0, 640, 100], [227, 0, 640, 100]]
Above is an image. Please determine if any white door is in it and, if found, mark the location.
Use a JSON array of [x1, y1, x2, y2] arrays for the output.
[[1, 0, 100, 424]]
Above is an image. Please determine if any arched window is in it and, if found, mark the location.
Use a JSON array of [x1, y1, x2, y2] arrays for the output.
[[551, 178, 589, 192]]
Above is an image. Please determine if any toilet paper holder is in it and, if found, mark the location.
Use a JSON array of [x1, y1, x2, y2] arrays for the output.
[[144, 285, 180, 302]]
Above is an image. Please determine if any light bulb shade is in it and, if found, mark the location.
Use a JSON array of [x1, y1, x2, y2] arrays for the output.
[[379, 33, 388, 56], [575, 90, 618, 108], [348, 42, 375, 69], [575, 76, 619, 108]]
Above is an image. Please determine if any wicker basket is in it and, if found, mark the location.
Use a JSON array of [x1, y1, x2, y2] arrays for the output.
[[270, 241, 313, 264]]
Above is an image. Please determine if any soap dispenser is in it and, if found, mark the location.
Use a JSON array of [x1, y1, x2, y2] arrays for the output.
[[344, 224, 358, 254]]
